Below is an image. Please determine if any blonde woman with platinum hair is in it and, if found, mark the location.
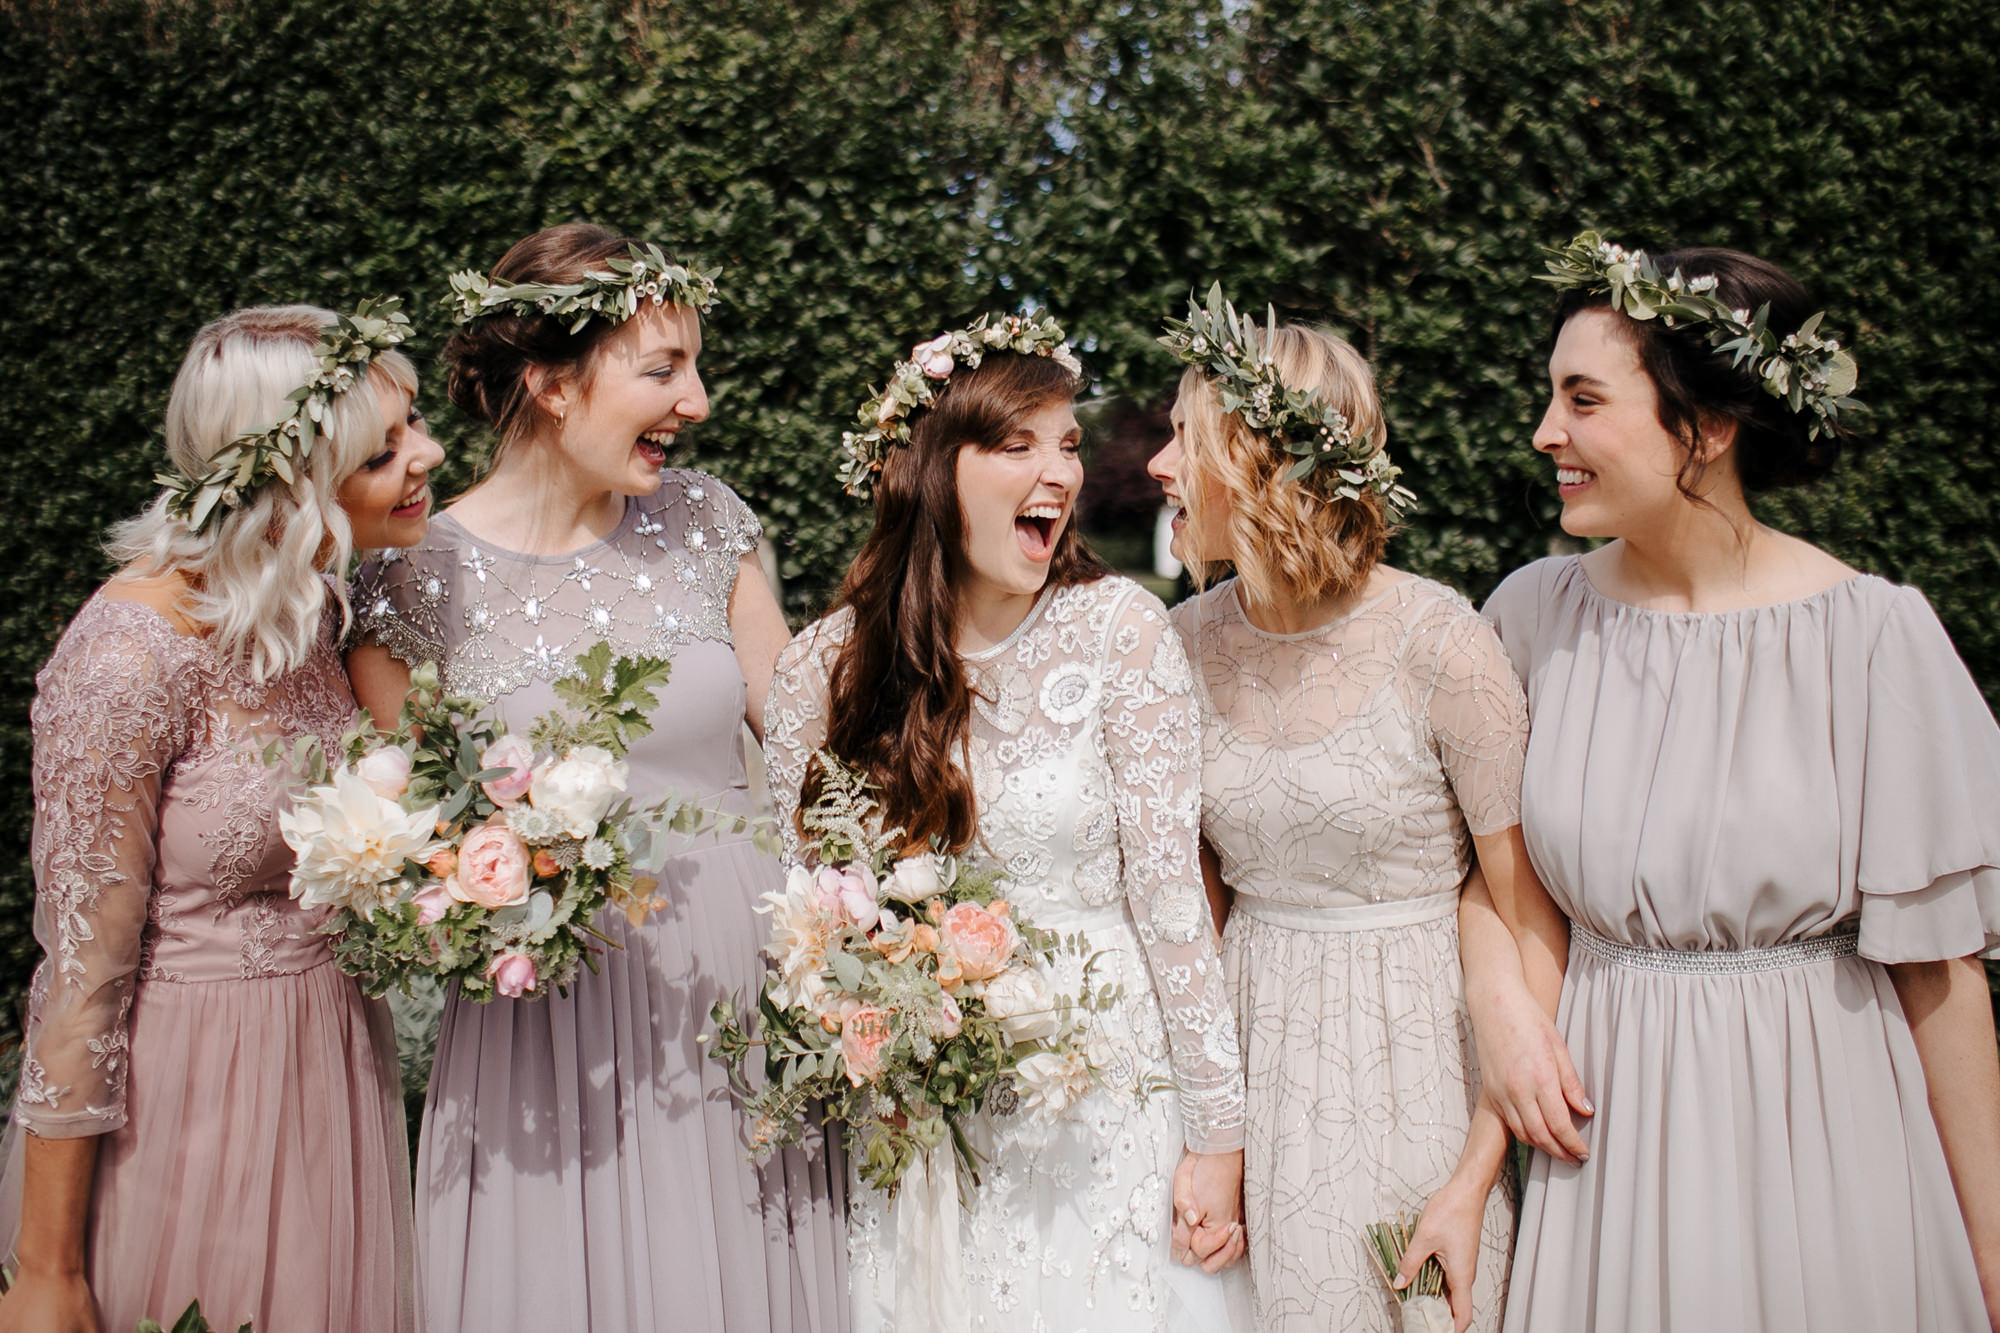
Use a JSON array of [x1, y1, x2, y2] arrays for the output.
[[1148, 304, 1580, 1332], [0, 304, 437, 1333]]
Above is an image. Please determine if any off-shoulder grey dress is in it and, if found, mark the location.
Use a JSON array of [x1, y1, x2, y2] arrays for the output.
[[1485, 556, 1997, 1333], [354, 471, 846, 1333]]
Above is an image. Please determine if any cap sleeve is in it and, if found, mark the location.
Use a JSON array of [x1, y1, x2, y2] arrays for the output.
[[19, 602, 194, 1137], [1409, 594, 1530, 837], [1481, 557, 1562, 689], [1854, 586, 2000, 963], [349, 545, 452, 671], [682, 471, 762, 558]]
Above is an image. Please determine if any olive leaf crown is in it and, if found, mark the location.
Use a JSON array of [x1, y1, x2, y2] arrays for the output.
[[160, 296, 412, 535], [839, 311, 1084, 500], [1159, 283, 1416, 517], [446, 241, 720, 334], [1538, 230, 1859, 440]]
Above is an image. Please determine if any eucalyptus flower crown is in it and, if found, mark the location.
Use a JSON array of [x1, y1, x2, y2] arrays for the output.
[[160, 297, 412, 535], [1538, 230, 1859, 439], [1160, 284, 1417, 517], [839, 311, 1084, 499], [446, 241, 720, 334]]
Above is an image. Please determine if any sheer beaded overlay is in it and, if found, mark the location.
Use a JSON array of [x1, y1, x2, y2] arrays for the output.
[[4, 593, 415, 1333], [1173, 575, 1524, 1332], [767, 575, 1248, 1331]]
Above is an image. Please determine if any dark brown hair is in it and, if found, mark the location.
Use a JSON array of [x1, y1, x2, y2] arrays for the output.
[[1554, 245, 1845, 498], [806, 352, 1106, 853], [440, 222, 641, 474]]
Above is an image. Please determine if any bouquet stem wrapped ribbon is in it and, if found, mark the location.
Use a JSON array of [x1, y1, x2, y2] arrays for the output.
[[1365, 1215, 1453, 1333]]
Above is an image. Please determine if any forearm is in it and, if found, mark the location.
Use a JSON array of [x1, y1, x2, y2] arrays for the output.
[[12, 1132, 98, 1276], [1891, 956, 2000, 1312], [1471, 829, 1568, 1017], [1448, 1096, 1511, 1197]]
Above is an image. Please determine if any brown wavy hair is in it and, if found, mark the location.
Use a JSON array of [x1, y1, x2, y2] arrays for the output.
[[806, 351, 1105, 853], [1177, 323, 1394, 613]]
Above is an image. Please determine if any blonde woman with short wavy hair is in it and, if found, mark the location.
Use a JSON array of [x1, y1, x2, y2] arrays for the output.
[[0, 304, 438, 1333], [1149, 312, 1580, 1332]]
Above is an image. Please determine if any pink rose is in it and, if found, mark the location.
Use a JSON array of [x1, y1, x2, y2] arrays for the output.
[[487, 951, 538, 998], [941, 901, 1019, 982], [910, 334, 956, 379], [840, 1005, 896, 1087], [932, 990, 963, 1040], [412, 882, 453, 926], [355, 746, 412, 800], [479, 734, 536, 807], [448, 821, 531, 909]]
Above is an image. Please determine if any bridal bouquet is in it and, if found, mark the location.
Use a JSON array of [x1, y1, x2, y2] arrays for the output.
[[278, 644, 759, 1001], [1365, 1215, 1453, 1333], [708, 753, 1113, 1196]]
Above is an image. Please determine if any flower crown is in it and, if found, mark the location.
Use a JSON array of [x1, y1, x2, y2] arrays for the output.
[[1160, 284, 1417, 517], [446, 241, 720, 334], [1538, 231, 1859, 439], [838, 311, 1084, 499], [159, 296, 412, 535]]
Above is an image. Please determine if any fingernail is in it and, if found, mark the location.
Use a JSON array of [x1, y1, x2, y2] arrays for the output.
[[1582, 1098, 1595, 1114]]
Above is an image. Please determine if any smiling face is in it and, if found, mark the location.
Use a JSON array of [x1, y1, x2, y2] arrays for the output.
[[1146, 394, 1233, 566], [337, 380, 444, 549], [952, 398, 1083, 622], [1535, 308, 1710, 538], [547, 302, 708, 497]]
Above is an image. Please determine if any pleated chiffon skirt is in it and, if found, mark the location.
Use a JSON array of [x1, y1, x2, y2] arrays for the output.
[[1503, 936, 1986, 1332], [416, 837, 847, 1333], [0, 959, 416, 1333]]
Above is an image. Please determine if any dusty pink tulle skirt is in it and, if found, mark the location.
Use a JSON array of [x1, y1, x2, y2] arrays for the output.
[[0, 959, 415, 1332]]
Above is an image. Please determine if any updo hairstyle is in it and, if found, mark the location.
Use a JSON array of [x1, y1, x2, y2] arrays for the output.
[[109, 305, 419, 680], [440, 222, 644, 474], [1177, 323, 1393, 613], [810, 351, 1103, 854], [1553, 246, 1844, 496]]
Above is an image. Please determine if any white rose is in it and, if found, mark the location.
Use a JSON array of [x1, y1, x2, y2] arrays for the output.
[[529, 745, 629, 839], [353, 745, 412, 801], [1013, 1048, 1092, 1125], [881, 853, 944, 904], [977, 966, 1059, 1043]]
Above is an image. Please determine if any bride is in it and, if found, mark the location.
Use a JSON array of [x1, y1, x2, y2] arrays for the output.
[[764, 315, 1248, 1331]]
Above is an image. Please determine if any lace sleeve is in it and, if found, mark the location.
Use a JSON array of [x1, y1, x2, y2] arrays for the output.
[[17, 606, 192, 1137], [1409, 596, 1530, 837], [1098, 585, 1246, 1154], [349, 546, 451, 670], [765, 618, 843, 862]]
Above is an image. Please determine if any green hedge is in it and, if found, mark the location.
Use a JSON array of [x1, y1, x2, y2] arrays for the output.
[[3, 0, 1996, 1033]]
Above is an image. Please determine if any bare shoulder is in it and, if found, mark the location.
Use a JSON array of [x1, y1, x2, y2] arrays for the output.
[[1761, 529, 1859, 596]]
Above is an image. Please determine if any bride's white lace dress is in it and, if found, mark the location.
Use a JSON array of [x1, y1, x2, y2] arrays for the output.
[[766, 575, 1248, 1333]]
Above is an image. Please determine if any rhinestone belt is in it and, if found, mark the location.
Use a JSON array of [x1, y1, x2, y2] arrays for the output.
[[1571, 923, 1859, 974]]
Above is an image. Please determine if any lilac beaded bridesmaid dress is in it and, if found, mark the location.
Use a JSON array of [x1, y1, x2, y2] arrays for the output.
[[0, 595, 416, 1332], [354, 469, 846, 1333]]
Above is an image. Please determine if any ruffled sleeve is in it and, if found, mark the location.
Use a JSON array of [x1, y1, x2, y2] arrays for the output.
[[1408, 592, 1530, 837], [17, 602, 193, 1137], [1854, 586, 2000, 963], [764, 615, 846, 863], [1098, 585, 1245, 1154], [349, 545, 452, 672]]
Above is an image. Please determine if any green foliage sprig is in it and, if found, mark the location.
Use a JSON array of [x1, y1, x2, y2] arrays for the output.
[[839, 312, 1084, 499], [158, 297, 411, 534], [1160, 283, 1417, 516], [446, 241, 719, 334], [1538, 231, 1860, 440]]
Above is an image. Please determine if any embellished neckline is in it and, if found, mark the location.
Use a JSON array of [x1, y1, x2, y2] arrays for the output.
[[961, 585, 1058, 663], [1226, 573, 1419, 642], [432, 493, 645, 567]]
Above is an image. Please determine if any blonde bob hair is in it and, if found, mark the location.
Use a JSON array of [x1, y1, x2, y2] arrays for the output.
[[1176, 322, 1393, 612], [108, 305, 419, 681]]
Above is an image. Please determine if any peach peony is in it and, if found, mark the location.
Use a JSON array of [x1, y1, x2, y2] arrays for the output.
[[942, 901, 1019, 982], [449, 821, 532, 909]]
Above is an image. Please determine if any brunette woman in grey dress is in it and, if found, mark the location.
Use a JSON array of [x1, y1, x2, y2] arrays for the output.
[[1485, 240, 2000, 1331], [350, 224, 844, 1333]]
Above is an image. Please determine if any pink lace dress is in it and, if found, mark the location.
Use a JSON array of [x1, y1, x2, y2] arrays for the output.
[[0, 595, 415, 1332]]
